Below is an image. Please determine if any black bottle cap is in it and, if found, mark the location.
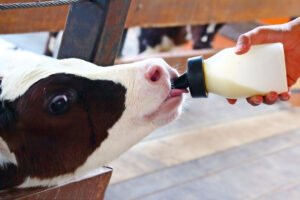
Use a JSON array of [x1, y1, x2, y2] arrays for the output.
[[187, 56, 208, 97], [172, 56, 208, 98]]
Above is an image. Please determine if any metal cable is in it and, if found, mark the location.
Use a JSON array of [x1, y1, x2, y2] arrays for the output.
[[0, 0, 89, 10]]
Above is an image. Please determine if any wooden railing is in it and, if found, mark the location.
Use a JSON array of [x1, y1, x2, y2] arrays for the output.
[[1, 0, 300, 33]]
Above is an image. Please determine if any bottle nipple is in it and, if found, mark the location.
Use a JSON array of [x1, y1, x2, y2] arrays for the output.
[[172, 56, 208, 98]]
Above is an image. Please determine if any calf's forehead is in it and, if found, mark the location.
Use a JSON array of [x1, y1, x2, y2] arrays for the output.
[[0, 58, 138, 101]]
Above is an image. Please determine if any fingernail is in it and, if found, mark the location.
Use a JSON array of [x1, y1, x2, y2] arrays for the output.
[[253, 99, 260, 105], [235, 44, 246, 53], [253, 100, 261, 105], [235, 44, 243, 52], [281, 93, 290, 101], [269, 92, 278, 101], [253, 96, 263, 105]]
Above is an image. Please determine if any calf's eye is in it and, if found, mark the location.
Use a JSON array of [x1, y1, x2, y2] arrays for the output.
[[48, 95, 69, 115]]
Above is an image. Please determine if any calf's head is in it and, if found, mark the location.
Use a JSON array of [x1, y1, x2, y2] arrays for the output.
[[0, 55, 185, 190]]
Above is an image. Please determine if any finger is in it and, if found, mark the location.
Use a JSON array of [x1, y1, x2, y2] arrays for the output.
[[263, 91, 279, 105], [244, 28, 269, 45], [236, 26, 283, 56], [235, 35, 251, 55], [245, 26, 286, 45], [279, 92, 291, 101], [227, 98, 237, 104], [246, 95, 264, 106], [235, 27, 270, 55]]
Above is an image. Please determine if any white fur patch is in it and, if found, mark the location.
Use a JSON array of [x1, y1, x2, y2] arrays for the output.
[[0, 137, 17, 167], [0, 49, 135, 101]]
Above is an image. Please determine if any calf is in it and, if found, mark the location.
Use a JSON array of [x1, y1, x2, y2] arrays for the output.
[[138, 23, 224, 53], [0, 49, 186, 190]]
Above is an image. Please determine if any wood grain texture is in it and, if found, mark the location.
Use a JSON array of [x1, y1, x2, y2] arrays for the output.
[[92, 0, 132, 66], [110, 108, 300, 184], [138, 145, 300, 200], [107, 130, 300, 200], [125, 0, 300, 28], [2, 0, 300, 33], [0, 167, 112, 200], [0, 0, 68, 34], [58, 0, 131, 66]]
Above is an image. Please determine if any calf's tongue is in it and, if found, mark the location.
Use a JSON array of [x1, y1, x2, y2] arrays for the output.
[[169, 89, 189, 97]]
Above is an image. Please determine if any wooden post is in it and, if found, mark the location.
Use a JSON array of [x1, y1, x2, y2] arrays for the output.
[[58, 0, 132, 66]]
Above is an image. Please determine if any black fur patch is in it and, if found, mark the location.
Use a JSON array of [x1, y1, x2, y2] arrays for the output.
[[0, 73, 126, 190]]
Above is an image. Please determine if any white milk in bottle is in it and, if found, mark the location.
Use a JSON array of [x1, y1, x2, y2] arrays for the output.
[[173, 43, 288, 99], [204, 43, 287, 98]]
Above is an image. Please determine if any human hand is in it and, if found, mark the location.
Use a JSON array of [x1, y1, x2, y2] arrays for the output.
[[227, 91, 291, 106], [229, 17, 300, 106]]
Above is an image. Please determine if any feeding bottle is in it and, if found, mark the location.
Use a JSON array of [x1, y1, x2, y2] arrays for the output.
[[173, 43, 288, 98]]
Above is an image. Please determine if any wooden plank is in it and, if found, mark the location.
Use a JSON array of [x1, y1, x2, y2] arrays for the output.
[[58, 0, 131, 66], [0, 167, 112, 200], [115, 49, 219, 74], [125, 0, 300, 28], [110, 108, 300, 184], [257, 181, 300, 200], [139, 145, 300, 200], [106, 130, 300, 200], [1, 0, 300, 33], [0, 0, 68, 34]]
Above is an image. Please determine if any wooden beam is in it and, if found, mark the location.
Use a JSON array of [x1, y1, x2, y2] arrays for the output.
[[0, 0, 68, 34], [1, 0, 300, 33], [0, 167, 112, 200], [125, 0, 300, 28], [58, 0, 131, 66], [116, 49, 219, 74]]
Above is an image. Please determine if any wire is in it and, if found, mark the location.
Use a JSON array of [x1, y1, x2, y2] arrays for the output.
[[0, 0, 90, 10]]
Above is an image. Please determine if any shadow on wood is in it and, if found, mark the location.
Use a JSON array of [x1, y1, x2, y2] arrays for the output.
[[0, 167, 112, 200]]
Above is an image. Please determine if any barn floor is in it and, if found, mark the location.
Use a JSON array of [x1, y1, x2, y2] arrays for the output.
[[2, 25, 300, 200]]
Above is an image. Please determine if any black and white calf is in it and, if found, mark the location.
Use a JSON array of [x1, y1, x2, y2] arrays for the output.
[[138, 23, 224, 53], [0, 49, 186, 190]]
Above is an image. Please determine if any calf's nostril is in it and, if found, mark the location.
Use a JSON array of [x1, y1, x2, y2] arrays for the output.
[[148, 66, 162, 82], [151, 70, 160, 82]]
